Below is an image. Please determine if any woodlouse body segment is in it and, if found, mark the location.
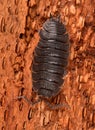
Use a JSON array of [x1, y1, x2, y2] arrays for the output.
[[32, 16, 70, 99]]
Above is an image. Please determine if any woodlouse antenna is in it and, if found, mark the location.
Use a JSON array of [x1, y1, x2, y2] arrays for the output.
[[45, 100, 70, 110], [15, 96, 42, 106]]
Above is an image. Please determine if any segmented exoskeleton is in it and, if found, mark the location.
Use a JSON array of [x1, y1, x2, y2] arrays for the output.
[[32, 15, 69, 101]]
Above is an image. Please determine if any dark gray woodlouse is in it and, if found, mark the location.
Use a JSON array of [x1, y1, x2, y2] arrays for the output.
[[18, 15, 70, 109], [31, 15, 70, 109]]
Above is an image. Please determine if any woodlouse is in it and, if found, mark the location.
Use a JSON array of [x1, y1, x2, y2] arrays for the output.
[[31, 15, 70, 108], [18, 15, 70, 109]]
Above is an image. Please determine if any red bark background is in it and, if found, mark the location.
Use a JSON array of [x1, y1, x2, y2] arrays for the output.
[[0, 0, 95, 130]]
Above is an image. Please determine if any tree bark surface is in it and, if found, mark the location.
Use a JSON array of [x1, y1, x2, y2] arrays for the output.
[[0, 0, 95, 130]]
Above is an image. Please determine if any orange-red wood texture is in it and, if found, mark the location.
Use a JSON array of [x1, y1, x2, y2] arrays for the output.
[[0, 0, 95, 130]]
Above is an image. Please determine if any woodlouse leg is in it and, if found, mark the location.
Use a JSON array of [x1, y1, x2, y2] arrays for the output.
[[45, 100, 70, 110], [15, 96, 41, 105]]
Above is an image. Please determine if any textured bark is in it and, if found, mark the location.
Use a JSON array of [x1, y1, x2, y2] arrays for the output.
[[0, 0, 95, 130]]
